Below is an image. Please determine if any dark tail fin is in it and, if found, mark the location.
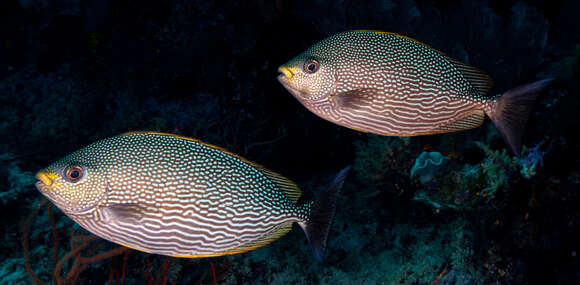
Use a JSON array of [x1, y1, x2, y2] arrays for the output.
[[299, 166, 351, 262], [487, 78, 553, 157]]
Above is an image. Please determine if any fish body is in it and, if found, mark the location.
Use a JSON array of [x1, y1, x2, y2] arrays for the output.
[[278, 30, 552, 155], [35, 132, 349, 260]]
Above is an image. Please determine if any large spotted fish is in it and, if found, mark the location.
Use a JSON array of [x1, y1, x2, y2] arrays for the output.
[[35, 132, 350, 261], [278, 30, 553, 156]]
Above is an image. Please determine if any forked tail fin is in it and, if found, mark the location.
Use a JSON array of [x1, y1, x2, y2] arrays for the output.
[[487, 78, 553, 157], [299, 166, 351, 262]]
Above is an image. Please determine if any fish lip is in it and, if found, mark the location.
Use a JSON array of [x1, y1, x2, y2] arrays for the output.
[[36, 171, 54, 187], [277, 73, 291, 87], [35, 180, 66, 209], [34, 171, 64, 207], [277, 66, 294, 79]]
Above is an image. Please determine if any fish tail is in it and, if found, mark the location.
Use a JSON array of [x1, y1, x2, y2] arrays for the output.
[[298, 166, 351, 262], [486, 78, 553, 157]]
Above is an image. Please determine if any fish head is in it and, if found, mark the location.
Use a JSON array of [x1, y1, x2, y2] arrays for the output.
[[35, 148, 108, 215], [277, 43, 339, 104]]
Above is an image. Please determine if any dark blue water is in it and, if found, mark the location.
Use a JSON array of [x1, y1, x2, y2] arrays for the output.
[[1, 0, 578, 284]]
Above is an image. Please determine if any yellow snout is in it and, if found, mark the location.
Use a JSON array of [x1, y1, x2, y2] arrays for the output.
[[36, 171, 57, 186], [277, 66, 300, 79]]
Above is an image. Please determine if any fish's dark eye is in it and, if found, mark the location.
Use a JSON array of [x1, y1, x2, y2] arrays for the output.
[[65, 166, 84, 182], [303, 59, 319, 74]]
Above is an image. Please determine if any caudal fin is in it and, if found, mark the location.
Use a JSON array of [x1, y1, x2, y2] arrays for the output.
[[299, 166, 351, 262], [488, 78, 553, 157]]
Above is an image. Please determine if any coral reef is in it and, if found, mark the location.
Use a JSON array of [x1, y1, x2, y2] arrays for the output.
[[0, 0, 578, 283], [410, 151, 449, 185]]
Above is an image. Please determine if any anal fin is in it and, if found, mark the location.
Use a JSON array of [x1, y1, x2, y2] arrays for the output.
[[181, 222, 294, 258], [431, 110, 485, 134], [225, 222, 293, 255]]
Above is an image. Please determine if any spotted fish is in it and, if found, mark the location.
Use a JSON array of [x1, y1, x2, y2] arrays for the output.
[[35, 132, 350, 261], [277, 30, 553, 156]]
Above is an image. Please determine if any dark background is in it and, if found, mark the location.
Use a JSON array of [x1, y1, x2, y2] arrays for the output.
[[1, 0, 579, 284]]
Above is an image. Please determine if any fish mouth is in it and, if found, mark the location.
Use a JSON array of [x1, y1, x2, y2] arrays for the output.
[[34, 171, 77, 213], [36, 171, 54, 187], [35, 171, 61, 204], [35, 178, 65, 209], [277, 75, 305, 98], [277, 66, 299, 80], [277, 75, 330, 104], [277, 69, 308, 100]]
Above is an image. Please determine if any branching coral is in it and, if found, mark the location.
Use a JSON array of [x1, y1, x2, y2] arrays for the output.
[[519, 141, 549, 179], [21, 199, 129, 285], [475, 142, 520, 198]]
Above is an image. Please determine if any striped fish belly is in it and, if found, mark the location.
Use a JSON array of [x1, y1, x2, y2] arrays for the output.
[[330, 88, 484, 136], [76, 134, 300, 257]]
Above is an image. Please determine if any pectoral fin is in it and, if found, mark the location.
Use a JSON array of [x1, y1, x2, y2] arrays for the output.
[[330, 88, 380, 110], [102, 204, 156, 225]]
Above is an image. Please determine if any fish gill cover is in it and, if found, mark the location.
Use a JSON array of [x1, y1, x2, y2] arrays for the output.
[[0, 0, 579, 284]]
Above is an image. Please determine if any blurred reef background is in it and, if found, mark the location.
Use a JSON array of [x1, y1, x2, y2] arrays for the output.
[[1, 0, 579, 284]]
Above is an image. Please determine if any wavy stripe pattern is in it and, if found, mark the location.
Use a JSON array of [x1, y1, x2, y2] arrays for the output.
[[63, 133, 307, 257]]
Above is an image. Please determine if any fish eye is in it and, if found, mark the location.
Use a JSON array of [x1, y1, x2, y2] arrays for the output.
[[65, 166, 84, 182], [303, 59, 319, 74]]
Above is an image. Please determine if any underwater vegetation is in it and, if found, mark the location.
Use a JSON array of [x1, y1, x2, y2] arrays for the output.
[[1, 0, 579, 284]]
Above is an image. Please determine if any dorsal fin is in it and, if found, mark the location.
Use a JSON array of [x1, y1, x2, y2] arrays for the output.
[[445, 56, 494, 95], [120, 132, 302, 202], [258, 167, 302, 202]]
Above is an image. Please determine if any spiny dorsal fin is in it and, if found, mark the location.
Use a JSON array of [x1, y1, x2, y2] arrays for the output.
[[259, 168, 302, 202], [120, 132, 302, 202], [445, 56, 494, 95]]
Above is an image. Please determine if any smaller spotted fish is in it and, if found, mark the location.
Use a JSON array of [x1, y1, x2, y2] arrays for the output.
[[35, 132, 350, 261], [278, 30, 553, 156]]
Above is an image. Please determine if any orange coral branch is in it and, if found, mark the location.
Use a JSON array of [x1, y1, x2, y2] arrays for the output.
[[429, 264, 449, 285], [77, 246, 128, 264], [47, 203, 59, 285], [22, 199, 128, 285], [21, 198, 48, 285]]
